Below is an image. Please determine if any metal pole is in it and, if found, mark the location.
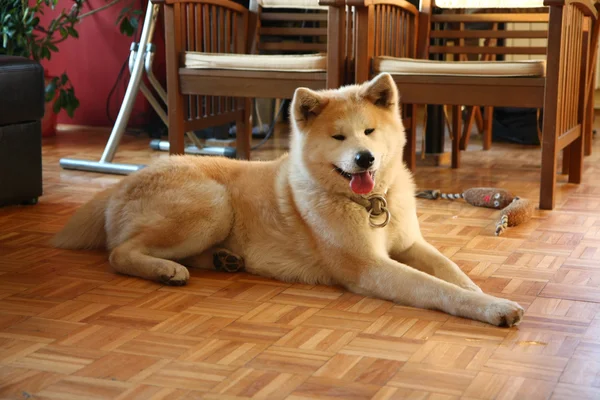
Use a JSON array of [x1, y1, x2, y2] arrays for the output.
[[144, 45, 167, 104], [59, 3, 159, 175], [99, 2, 158, 163], [59, 2, 237, 175]]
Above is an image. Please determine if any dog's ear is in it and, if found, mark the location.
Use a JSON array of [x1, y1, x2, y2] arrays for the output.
[[360, 73, 399, 109], [291, 87, 329, 123]]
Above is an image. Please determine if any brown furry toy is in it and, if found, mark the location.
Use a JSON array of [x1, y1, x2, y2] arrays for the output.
[[494, 197, 535, 236], [416, 188, 515, 209], [416, 188, 535, 236]]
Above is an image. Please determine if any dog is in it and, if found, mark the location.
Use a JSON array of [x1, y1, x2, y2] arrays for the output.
[[53, 73, 524, 327]]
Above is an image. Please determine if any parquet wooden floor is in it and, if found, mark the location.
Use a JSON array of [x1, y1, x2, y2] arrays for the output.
[[2, 120, 600, 399]]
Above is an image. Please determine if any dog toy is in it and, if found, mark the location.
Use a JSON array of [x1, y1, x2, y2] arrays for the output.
[[494, 197, 535, 236], [416, 187, 534, 236], [416, 187, 515, 209]]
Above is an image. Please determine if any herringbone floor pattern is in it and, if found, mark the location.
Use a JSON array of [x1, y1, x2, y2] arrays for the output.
[[1, 123, 600, 399]]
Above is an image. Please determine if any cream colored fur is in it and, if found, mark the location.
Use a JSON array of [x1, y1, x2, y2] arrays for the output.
[[53, 73, 524, 327]]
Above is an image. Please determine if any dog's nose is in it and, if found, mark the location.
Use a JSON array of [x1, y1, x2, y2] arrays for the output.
[[355, 151, 375, 169]]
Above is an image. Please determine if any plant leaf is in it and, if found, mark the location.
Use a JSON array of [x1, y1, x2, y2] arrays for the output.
[[67, 26, 78, 38], [129, 16, 138, 30], [119, 18, 134, 36], [45, 78, 57, 102], [52, 97, 61, 114]]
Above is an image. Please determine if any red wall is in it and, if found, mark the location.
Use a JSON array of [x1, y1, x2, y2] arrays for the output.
[[37, 0, 166, 127]]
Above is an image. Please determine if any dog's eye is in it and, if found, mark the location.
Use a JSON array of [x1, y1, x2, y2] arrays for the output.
[[332, 135, 345, 141], [364, 128, 375, 135]]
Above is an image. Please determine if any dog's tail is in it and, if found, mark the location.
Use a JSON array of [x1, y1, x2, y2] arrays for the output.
[[52, 187, 113, 250]]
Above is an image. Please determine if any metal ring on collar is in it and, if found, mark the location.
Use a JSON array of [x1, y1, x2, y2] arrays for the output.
[[367, 194, 388, 216], [368, 207, 391, 228]]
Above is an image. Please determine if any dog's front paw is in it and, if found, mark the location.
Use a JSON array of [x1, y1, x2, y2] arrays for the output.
[[160, 265, 190, 286], [486, 299, 524, 327]]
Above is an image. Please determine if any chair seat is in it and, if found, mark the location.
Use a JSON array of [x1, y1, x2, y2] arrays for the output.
[[435, 0, 545, 8], [184, 52, 327, 72], [374, 57, 546, 77]]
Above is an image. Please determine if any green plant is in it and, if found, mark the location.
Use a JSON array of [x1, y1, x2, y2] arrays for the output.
[[0, 0, 143, 118], [1, 0, 85, 117], [115, 1, 144, 36]]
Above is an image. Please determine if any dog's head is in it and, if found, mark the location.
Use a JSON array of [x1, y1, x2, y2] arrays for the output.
[[290, 73, 406, 196]]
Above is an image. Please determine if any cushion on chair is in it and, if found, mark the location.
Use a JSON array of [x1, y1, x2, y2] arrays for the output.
[[184, 52, 327, 72], [373, 57, 546, 77], [434, 0, 545, 8], [258, 0, 327, 9]]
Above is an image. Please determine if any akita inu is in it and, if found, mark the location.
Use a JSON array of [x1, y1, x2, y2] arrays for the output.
[[53, 73, 524, 327]]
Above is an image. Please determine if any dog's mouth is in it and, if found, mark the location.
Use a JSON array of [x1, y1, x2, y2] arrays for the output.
[[334, 166, 353, 180], [334, 165, 376, 195]]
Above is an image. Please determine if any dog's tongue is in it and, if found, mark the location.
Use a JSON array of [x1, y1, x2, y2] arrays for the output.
[[350, 172, 375, 194]]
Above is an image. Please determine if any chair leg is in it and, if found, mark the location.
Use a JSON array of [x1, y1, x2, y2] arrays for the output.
[[235, 98, 252, 160], [584, 89, 594, 156], [443, 106, 452, 134], [451, 105, 461, 169], [585, 70, 595, 156], [403, 104, 417, 172], [474, 106, 484, 133], [540, 123, 557, 211], [164, 2, 185, 156], [167, 95, 186, 155], [568, 133, 584, 184], [482, 107, 493, 151], [459, 106, 476, 151], [561, 148, 570, 175]]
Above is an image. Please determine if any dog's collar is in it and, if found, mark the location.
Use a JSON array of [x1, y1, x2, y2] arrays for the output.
[[352, 189, 391, 228]]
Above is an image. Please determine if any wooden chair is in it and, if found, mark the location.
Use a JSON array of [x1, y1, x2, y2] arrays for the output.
[[157, 0, 348, 160], [401, 1, 598, 167], [448, 8, 547, 153], [350, 0, 599, 210], [441, 5, 598, 161]]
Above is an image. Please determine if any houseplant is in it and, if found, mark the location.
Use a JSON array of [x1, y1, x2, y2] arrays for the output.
[[1, 0, 85, 136], [0, 0, 142, 136]]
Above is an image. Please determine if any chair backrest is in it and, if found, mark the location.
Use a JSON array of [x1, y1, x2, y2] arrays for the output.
[[420, 0, 550, 62], [248, 0, 350, 87], [355, 0, 420, 58], [348, 0, 419, 82], [372, 0, 420, 59], [545, 0, 598, 139], [249, 0, 329, 55], [164, 0, 251, 122], [170, 0, 250, 55]]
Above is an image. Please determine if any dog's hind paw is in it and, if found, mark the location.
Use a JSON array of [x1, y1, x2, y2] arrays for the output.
[[213, 249, 245, 273]]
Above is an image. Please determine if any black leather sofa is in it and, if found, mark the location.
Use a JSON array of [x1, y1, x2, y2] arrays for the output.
[[0, 56, 44, 206]]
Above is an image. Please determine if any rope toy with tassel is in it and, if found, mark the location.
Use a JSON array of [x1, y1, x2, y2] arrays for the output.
[[416, 188, 535, 236]]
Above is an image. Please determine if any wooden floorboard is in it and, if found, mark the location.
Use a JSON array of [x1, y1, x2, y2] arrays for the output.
[[1, 122, 600, 399]]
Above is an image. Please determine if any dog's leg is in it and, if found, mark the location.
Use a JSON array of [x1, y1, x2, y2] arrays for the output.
[[336, 256, 522, 327], [109, 241, 190, 286], [107, 181, 234, 285], [392, 240, 482, 293], [179, 251, 214, 270]]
